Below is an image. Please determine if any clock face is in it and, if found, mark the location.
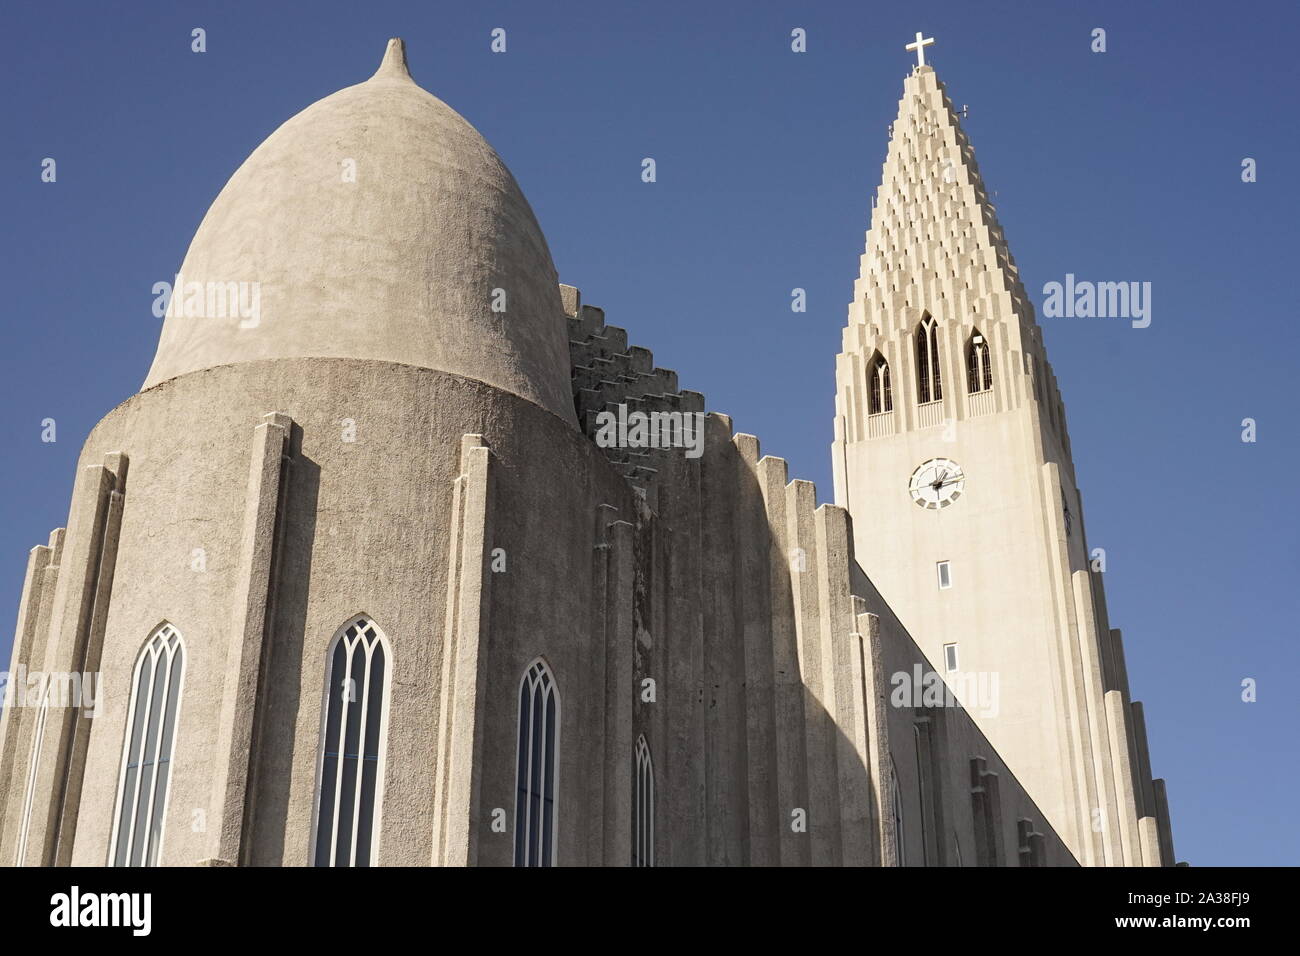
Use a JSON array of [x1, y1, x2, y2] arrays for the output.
[[909, 458, 965, 510]]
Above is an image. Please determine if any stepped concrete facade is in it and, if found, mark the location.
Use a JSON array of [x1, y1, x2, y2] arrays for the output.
[[0, 40, 1173, 866], [833, 65, 1175, 866]]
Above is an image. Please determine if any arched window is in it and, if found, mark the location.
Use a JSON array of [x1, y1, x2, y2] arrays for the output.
[[966, 328, 992, 393], [868, 353, 893, 414], [634, 735, 655, 867], [913, 724, 929, 865], [916, 315, 943, 403], [109, 623, 185, 867], [890, 758, 906, 866], [514, 659, 559, 867], [313, 616, 390, 867], [15, 681, 51, 865]]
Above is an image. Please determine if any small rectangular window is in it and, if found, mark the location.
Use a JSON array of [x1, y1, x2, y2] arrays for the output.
[[944, 643, 959, 673], [936, 560, 952, 589]]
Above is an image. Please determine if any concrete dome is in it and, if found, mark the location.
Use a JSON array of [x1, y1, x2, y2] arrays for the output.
[[144, 39, 577, 426]]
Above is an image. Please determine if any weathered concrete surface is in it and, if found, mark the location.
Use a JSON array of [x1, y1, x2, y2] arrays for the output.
[[144, 39, 577, 427], [57, 358, 625, 865]]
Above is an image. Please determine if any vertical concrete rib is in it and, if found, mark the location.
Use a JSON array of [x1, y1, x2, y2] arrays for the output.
[[787, 480, 838, 864], [732, 434, 778, 866], [0, 535, 58, 857], [815, 505, 871, 865], [1153, 779, 1176, 867], [209, 415, 291, 865], [54, 453, 129, 864], [432, 435, 494, 866], [25, 461, 116, 866], [853, 609, 890, 866], [602, 519, 634, 865], [1071, 570, 1121, 865], [756, 455, 809, 866]]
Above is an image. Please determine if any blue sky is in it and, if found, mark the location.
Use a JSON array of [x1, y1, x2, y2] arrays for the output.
[[2, 0, 1296, 866]]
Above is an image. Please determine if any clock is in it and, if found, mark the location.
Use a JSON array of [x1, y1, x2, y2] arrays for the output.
[[909, 458, 965, 510]]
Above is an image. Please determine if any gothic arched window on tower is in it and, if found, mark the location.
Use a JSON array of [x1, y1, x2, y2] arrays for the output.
[[515, 658, 559, 867], [634, 735, 655, 866], [966, 328, 993, 393], [916, 315, 943, 404], [868, 353, 893, 415], [312, 616, 390, 867], [109, 623, 185, 867]]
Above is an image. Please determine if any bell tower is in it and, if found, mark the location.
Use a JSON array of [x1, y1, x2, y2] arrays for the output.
[[831, 40, 1176, 865]]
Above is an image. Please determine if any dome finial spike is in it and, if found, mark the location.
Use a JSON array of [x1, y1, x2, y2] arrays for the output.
[[371, 38, 412, 81]]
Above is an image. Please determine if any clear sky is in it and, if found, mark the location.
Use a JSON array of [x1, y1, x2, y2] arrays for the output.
[[1, 0, 1296, 866]]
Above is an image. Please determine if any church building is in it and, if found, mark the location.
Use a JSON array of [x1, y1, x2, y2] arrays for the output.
[[0, 37, 1176, 866]]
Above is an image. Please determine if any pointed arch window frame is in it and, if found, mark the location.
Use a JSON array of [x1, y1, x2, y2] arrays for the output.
[[634, 734, 655, 867], [107, 622, 186, 867], [514, 657, 560, 867], [966, 328, 993, 394], [310, 614, 393, 868], [867, 351, 893, 415], [916, 314, 943, 405]]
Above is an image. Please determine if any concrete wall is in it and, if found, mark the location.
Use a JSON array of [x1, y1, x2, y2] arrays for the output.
[[2, 358, 632, 866], [0, 344, 1081, 866]]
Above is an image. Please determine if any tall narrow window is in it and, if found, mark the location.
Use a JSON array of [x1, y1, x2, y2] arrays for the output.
[[15, 682, 51, 865], [966, 329, 993, 393], [943, 643, 959, 673], [890, 758, 906, 866], [313, 616, 390, 867], [515, 659, 559, 867], [634, 735, 655, 866], [868, 353, 893, 414], [913, 725, 929, 865], [109, 623, 185, 867], [936, 560, 952, 590], [916, 315, 943, 403]]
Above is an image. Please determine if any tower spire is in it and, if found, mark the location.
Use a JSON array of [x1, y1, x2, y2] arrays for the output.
[[844, 65, 1028, 351], [830, 63, 1172, 868]]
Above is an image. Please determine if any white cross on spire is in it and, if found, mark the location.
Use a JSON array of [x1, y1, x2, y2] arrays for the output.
[[905, 31, 935, 68]]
